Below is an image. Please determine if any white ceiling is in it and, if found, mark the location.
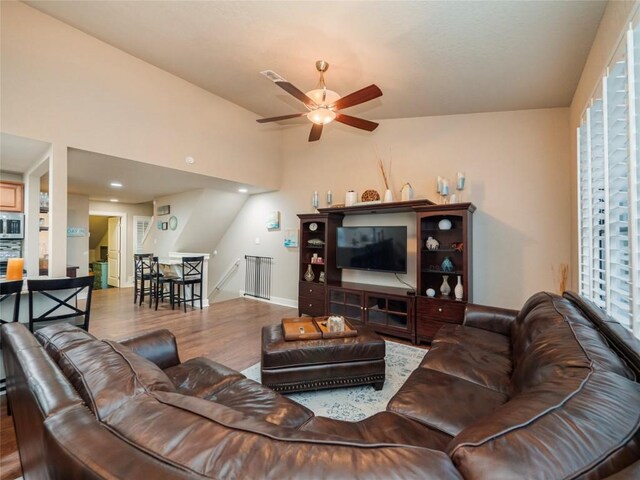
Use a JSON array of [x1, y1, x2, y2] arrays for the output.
[[67, 148, 255, 203], [24, 0, 607, 120], [0, 132, 51, 174]]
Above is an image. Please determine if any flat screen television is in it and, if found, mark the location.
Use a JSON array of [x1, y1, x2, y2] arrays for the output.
[[336, 226, 407, 273]]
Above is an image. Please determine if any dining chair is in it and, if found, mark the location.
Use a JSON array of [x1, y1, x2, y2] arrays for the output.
[[149, 257, 177, 310], [134, 253, 153, 306], [1, 280, 23, 325], [27, 276, 94, 333], [170, 256, 204, 312], [1, 279, 23, 416]]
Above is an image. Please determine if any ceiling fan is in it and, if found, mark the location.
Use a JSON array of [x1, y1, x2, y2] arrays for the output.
[[257, 60, 383, 142]]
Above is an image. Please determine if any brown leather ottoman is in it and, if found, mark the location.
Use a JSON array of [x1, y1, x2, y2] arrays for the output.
[[261, 324, 386, 393]]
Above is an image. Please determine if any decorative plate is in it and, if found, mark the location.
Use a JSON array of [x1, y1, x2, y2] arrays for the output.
[[361, 189, 381, 202], [309, 222, 318, 232], [169, 216, 178, 230]]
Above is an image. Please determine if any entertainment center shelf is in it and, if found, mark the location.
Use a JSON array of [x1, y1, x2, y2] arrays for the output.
[[298, 201, 475, 344]]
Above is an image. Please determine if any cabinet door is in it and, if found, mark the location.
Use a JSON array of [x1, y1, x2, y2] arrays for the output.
[[328, 288, 363, 323], [365, 294, 411, 332], [0, 182, 24, 212]]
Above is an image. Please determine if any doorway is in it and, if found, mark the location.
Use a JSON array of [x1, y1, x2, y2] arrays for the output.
[[89, 212, 127, 289]]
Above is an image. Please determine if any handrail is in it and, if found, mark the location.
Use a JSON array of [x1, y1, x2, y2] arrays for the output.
[[214, 258, 241, 292]]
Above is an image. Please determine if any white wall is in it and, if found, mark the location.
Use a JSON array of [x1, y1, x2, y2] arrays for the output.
[[214, 108, 572, 310], [144, 188, 248, 296], [568, 0, 639, 289], [67, 194, 89, 276]]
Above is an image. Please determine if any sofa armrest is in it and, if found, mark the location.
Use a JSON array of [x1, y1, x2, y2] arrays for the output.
[[463, 304, 518, 336], [118, 329, 180, 369]]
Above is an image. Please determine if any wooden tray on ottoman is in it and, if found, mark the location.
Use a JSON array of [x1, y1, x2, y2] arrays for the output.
[[281, 317, 322, 341], [282, 317, 357, 341]]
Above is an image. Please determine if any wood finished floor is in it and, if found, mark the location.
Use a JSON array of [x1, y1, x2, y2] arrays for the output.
[[0, 287, 425, 479]]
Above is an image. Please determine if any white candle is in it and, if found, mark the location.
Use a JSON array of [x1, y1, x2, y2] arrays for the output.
[[456, 172, 465, 190], [441, 180, 449, 196]]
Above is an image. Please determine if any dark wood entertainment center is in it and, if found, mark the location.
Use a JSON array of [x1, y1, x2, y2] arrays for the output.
[[297, 200, 475, 344]]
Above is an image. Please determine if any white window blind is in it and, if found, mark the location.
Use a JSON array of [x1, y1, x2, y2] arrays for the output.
[[133, 216, 152, 254], [578, 24, 640, 338]]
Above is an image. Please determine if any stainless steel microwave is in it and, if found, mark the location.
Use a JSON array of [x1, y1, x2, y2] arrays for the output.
[[0, 212, 24, 239]]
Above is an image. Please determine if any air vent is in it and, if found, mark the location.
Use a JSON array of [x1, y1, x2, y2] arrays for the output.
[[260, 70, 286, 83]]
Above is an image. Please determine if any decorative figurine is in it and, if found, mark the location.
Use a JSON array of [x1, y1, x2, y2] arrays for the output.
[[426, 236, 440, 251]]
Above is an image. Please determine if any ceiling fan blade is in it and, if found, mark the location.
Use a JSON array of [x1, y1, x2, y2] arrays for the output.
[[260, 70, 318, 108], [309, 123, 323, 142], [256, 113, 307, 123], [335, 113, 379, 132], [276, 81, 318, 108], [331, 84, 382, 110]]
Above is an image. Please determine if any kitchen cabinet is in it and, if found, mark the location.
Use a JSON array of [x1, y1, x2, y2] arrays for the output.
[[0, 182, 24, 212]]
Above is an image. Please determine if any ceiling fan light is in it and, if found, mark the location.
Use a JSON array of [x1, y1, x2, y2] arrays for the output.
[[305, 88, 340, 106], [308, 108, 336, 125]]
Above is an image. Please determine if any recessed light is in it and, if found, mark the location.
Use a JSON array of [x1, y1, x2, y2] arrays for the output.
[[110, 199, 119, 202], [185, 156, 195, 164], [238, 188, 248, 193], [110, 182, 123, 188]]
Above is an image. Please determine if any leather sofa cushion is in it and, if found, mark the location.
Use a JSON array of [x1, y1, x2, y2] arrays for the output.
[[261, 324, 385, 369], [203, 378, 313, 429], [165, 357, 313, 428], [421, 342, 511, 394], [301, 412, 453, 451], [35, 323, 97, 364], [449, 370, 640, 480], [387, 368, 507, 437], [58, 340, 176, 419], [432, 323, 510, 357], [100, 391, 463, 479], [165, 357, 246, 397]]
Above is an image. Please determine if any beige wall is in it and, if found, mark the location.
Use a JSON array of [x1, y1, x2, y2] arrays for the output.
[[214, 108, 572, 309], [1, 2, 282, 273], [67, 194, 90, 276], [568, 0, 639, 289]]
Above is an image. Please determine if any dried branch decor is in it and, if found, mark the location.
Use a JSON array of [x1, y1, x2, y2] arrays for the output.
[[552, 263, 569, 294], [376, 147, 392, 191]]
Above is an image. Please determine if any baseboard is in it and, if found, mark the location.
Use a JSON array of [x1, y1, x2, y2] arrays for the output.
[[238, 290, 297, 309]]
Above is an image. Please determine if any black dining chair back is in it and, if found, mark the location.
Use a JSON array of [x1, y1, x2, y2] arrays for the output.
[[0, 280, 23, 324], [171, 256, 204, 312], [27, 276, 94, 333], [134, 253, 153, 305]]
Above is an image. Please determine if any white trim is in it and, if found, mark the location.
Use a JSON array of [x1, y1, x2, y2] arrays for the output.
[[238, 290, 298, 309], [602, 75, 612, 313], [628, 26, 640, 337]]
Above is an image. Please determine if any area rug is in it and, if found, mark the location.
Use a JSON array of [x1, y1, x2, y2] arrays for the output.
[[241, 340, 427, 421]]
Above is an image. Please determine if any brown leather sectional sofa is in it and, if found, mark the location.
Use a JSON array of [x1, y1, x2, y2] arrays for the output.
[[3, 291, 640, 479]]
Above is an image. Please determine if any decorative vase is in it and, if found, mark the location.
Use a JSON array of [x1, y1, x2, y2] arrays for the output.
[[304, 264, 315, 282], [438, 218, 452, 230], [455, 276, 464, 300], [426, 236, 440, 251], [383, 189, 394, 203], [440, 275, 451, 297], [401, 183, 414, 201], [441, 256, 454, 272]]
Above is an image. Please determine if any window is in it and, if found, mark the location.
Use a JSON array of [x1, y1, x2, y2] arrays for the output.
[[578, 25, 640, 338], [133, 216, 152, 254]]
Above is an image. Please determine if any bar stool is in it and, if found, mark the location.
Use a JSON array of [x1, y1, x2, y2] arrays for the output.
[[133, 253, 153, 306], [149, 257, 177, 310], [169, 256, 204, 312]]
